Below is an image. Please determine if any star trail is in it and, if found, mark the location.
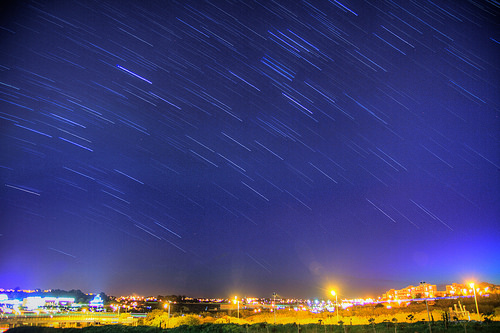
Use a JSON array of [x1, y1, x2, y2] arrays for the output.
[[0, 0, 498, 298]]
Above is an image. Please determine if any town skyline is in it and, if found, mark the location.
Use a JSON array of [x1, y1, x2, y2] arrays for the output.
[[2, 280, 498, 301], [2, 279, 499, 331]]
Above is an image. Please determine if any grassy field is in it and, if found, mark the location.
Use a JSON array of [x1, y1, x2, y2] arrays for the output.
[[6, 320, 500, 333]]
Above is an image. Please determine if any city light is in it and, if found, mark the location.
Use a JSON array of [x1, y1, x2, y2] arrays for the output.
[[0, 280, 497, 330]]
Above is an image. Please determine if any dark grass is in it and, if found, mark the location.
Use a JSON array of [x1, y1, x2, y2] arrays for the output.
[[6, 321, 500, 333]]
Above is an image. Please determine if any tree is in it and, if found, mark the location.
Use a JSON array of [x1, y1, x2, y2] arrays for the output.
[[441, 312, 448, 329], [392, 318, 398, 333], [368, 318, 376, 333], [176, 314, 201, 326], [383, 319, 390, 331], [144, 309, 168, 327]]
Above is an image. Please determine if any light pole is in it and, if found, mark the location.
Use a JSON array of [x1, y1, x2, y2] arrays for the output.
[[273, 292, 277, 324], [164, 301, 171, 328], [234, 296, 239, 320], [470, 283, 480, 320], [331, 290, 339, 323], [420, 281, 432, 333]]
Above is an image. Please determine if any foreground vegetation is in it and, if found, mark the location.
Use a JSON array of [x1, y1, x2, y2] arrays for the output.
[[6, 295, 500, 332], [141, 295, 500, 328], [6, 320, 500, 333]]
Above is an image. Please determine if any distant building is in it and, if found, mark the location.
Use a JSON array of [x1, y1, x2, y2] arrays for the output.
[[382, 282, 437, 300], [89, 294, 104, 310], [446, 283, 466, 296], [445, 282, 497, 296], [0, 294, 22, 313], [22, 296, 74, 310], [381, 281, 499, 301]]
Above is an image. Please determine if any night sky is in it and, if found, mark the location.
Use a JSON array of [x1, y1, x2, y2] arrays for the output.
[[0, 0, 499, 299]]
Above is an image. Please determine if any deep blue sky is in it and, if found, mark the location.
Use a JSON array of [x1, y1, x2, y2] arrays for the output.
[[0, 0, 498, 299]]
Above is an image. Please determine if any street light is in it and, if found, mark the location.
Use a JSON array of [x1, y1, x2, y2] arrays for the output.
[[331, 290, 339, 323], [420, 281, 432, 333], [234, 296, 239, 319], [273, 292, 277, 324], [164, 301, 171, 328], [469, 282, 480, 320]]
